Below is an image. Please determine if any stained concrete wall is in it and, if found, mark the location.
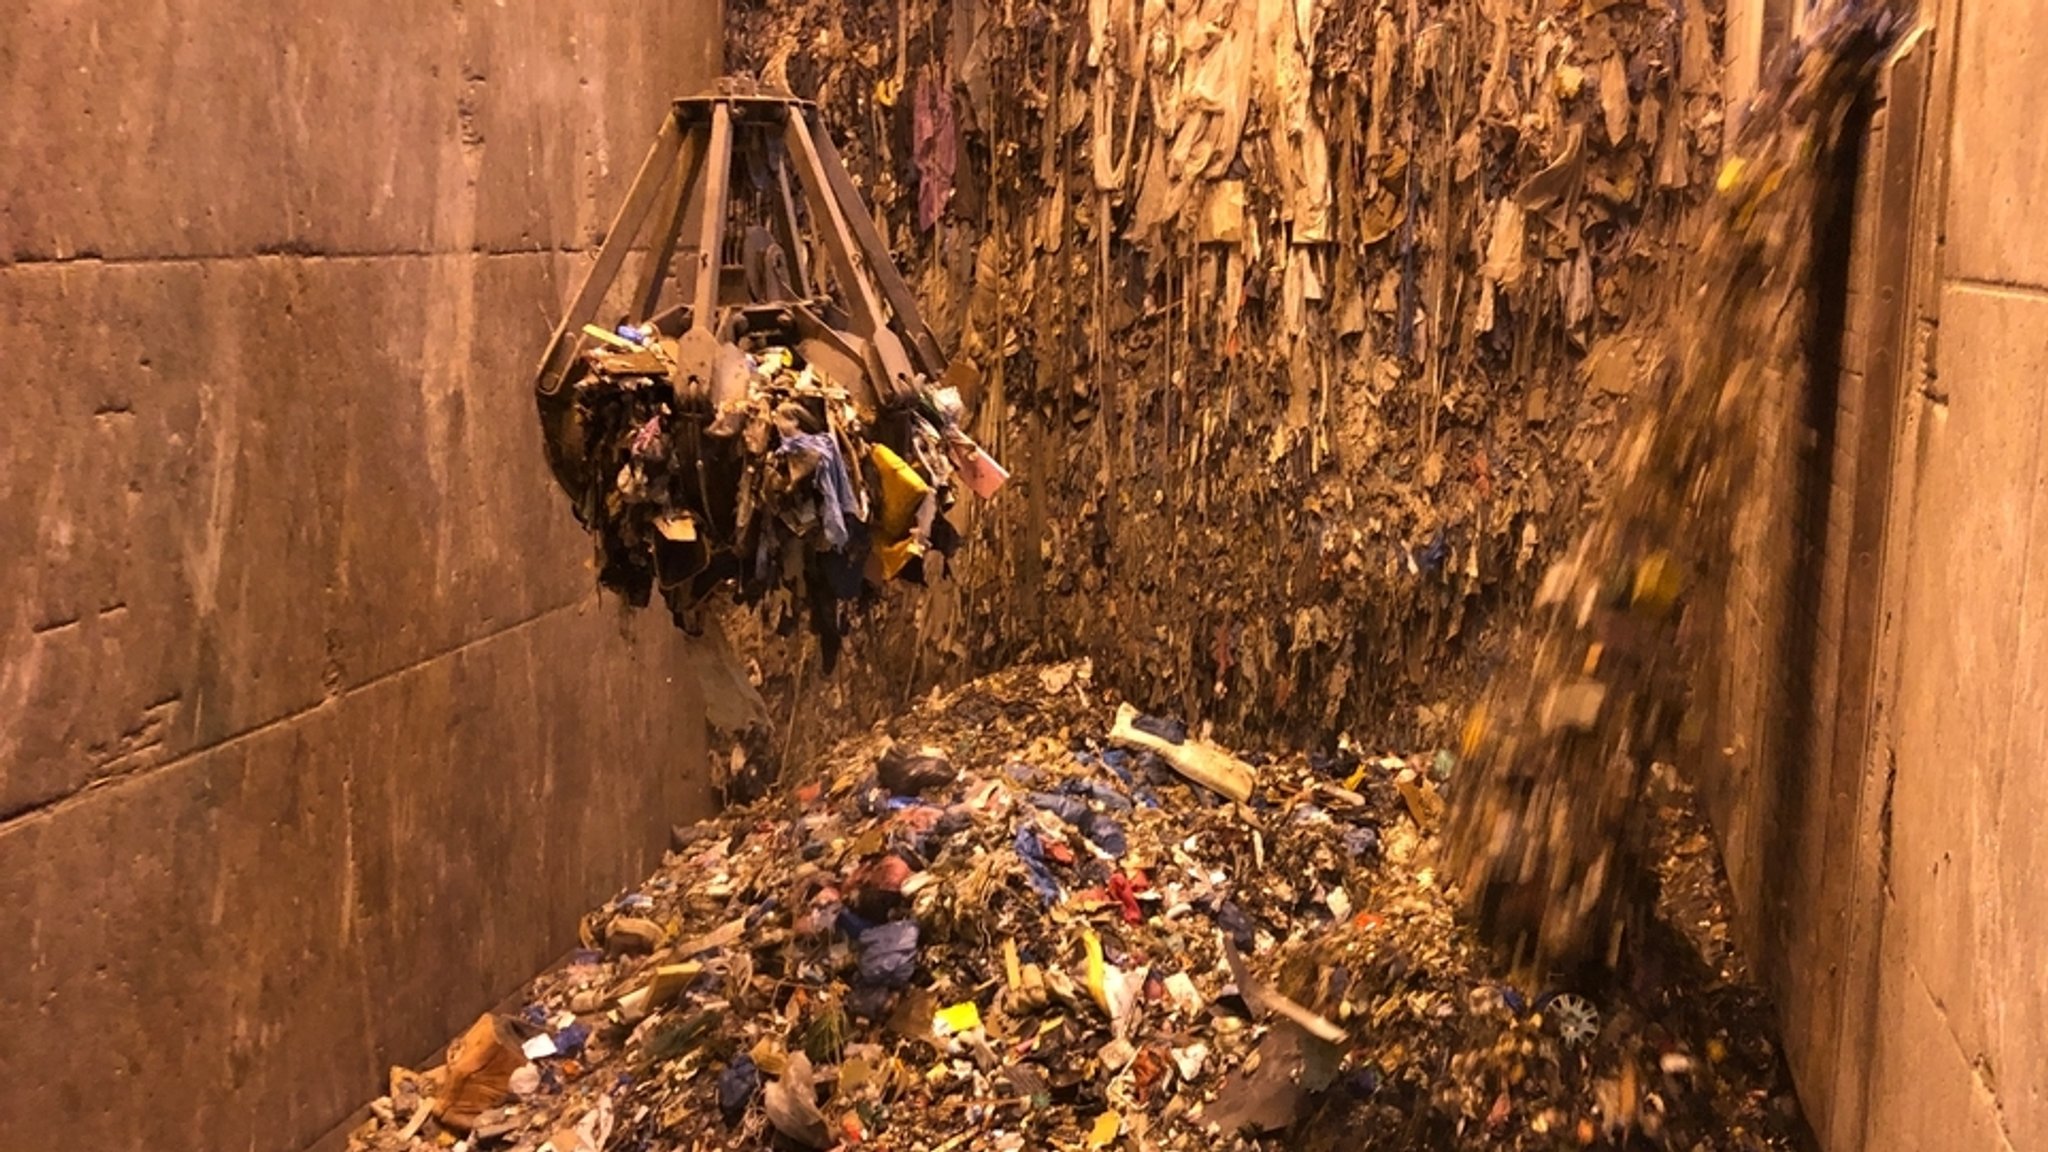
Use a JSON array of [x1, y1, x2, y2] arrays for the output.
[[1709, 4, 2045, 1148], [0, 4, 722, 1150], [1855, 1, 2048, 1143]]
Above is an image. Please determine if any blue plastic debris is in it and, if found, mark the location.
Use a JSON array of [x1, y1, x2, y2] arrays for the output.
[[857, 920, 921, 988], [1014, 826, 1063, 904], [1343, 826, 1381, 858], [553, 1022, 591, 1055], [1308, 749, 1361, 777], [856, 785, 891, 817], [1419, 527, 1449, 574], [1217, 901, 1257, 951], [1130, 713, 1188, 744], [717, 1054, 762, 1125], [834, 905, 877, 940]]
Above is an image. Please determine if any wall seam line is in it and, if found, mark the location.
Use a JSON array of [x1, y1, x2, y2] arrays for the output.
[[0, 595, 595, 836], [0, 245, 638, 271], [1946, 275, 2048, 301]]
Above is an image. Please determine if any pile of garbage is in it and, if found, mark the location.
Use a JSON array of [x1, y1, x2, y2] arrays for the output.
[[347, 662, 1810, 1152], [564, 327, 1004, 669]]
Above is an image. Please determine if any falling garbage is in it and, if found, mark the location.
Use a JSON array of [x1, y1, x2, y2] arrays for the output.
[[1445, 5, 1903, 979], [345, 663, 1813, 1152]]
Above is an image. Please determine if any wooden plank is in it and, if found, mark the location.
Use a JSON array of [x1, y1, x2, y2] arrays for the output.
[[533, 110, 684, 396]]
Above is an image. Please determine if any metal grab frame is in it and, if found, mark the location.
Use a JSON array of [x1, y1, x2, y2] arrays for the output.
[[531, 78, 948, 416]]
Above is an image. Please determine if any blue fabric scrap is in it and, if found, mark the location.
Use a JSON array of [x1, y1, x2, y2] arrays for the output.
[[1027, 791, 1089, 824], [1058, 777, 1135, 811], [717, 1055, 762, 1124], [1085, 814, 1128, 856], [1013, 825, 1062, 904], [1131, 713, 1188, 744], [1343, 826, 1381, 859], [857, 920, 920, 988], [776, 432, 856, 550]]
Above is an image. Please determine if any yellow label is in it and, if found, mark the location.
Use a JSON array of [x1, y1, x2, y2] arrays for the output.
[[932, 1001, 983, 1037], [1083, 930, 1111, 1017]]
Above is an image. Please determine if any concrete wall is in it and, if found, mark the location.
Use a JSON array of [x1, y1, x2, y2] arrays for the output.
[[0, 4, 722, 1150], [1710, 4, 2045, 1148], [1700, 41, 1897, 1149], [1856, 1, 2047, 1143]]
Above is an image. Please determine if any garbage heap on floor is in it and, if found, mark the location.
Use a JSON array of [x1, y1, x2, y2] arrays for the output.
[[349, 663, 1807, 1152], [566, 327, 1003, 670]]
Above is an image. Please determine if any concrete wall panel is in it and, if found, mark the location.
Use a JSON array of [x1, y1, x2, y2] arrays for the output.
[[0, 259, 343, 814], [1864, 937, 2016, 1152], [0, 251, 633, 819], [0, 1, 455, 259], [0, 3, 724, 1150], [0, 2, 722, 261], [0, 602, 704, 1152], [1942, 1, 2048, 286], [1889, 284, 2042, 1058], [1874, 283, 2048, 1152]]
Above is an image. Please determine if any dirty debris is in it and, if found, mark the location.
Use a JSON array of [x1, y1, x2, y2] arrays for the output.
[[346, 662, 1811, 1152], [726, 0, 1741, 755], [877, 743, 958, 796], [1108, 702, 1256, 803], [532, 84, 1006, 676], [1446, 6, 1902, 978], [565, 335, 993, 671]]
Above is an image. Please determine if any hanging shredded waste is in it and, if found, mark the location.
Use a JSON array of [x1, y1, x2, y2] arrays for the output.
[[1444, 5, 1902, 979], [726, 0, 1734, 747]]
